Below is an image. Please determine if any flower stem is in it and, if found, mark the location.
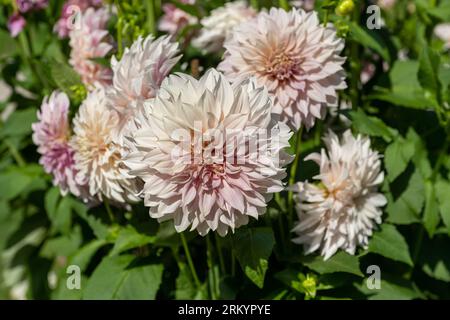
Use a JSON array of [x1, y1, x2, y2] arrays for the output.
[[231, 250, 236, 277], [214, 233, 226, 274], [5, 139, 26, 167], [145, 0, 156, 35], [180, 233, 201, 289], [206, 234, 217, 299], [104, 199, 115, 223], [288, 127, 303, 228]]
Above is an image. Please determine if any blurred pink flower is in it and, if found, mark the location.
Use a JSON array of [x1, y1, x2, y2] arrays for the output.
[[7, 13, 26, 38], [32, 91, 85, 197], [17, 0, 48, 13], [219, 8, 347, 130], [69, 7, 113, 88], [158, 0, 197, 36], [434, 23, 450, 49], [54, 0, 103, 38]]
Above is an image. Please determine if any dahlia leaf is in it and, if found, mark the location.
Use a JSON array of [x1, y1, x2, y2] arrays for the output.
[[348, 22, 390, 62], [350, 109, 396, 142], [301, 251, 363, 277], [423, 180, 440, 237], [109, 225, 155, 256], [83, 255, 163, 299], [368, 224, 413, 266], [232, 227, 275, 288], [435, 179, 450, 233], [384, 137, 415, 182]]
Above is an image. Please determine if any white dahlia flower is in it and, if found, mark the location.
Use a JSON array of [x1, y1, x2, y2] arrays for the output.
[[107, 35, 181, 130], [218, 8, 347, 130], [292, 130, 386, 260], [192, 1, 256, 53], [71, 86, 139, 204], [434, 23, 450, 49], [123, 69, 292, 236]]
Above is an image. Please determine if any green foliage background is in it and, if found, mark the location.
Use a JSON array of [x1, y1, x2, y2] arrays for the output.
[[0, 0, 449, 300]]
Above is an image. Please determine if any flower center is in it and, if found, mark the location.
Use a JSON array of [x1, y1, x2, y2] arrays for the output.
[[266, 52, 299, 81]]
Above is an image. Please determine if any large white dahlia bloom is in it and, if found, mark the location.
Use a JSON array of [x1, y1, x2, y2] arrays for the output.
[[123, 69, 292, 236], [218, 8, 347, 130], [71, 86, 139, 203], [192, 0, 256, 53], [292, 130, 386, 260], [107, 35, 181, 130]]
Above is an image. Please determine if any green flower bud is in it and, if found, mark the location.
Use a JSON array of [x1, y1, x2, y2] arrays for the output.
[[336, 0, 355, 16]]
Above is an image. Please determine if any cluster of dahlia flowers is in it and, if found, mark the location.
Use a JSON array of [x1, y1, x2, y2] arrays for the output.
[[32, 3, 386, 260]]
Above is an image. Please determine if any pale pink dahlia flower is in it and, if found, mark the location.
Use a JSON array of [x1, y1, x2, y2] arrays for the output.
[[123, 69, 293, 236], [32, 91, 84, 196], [218, 8, 347, 130], [158, 0, 197, 36], [71, 86, 139, 204], [434, 23, 450, 49], [192, 1, 256, 53], [54, 0, 103, 38], [69, 7, 113, 88], [292, 130, 386, 260], [107, 35, 181, 130]]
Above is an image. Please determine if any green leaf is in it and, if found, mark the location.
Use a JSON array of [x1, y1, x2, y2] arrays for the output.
[[301, 251, 363, 277], [357, 278, 421, 300], [350, 109, 396, 142], [348, 22, 390, 62], [0, 30, 17, 60], [426, 2, 450, 21], [386, 169, 423, 225], [423, 180, 440, 237], [0, 108, 37, 138], [40, 226, 82, 258], [109, 225, 154, 256], [384, 137, 415, 182], [435, 179, 450, 233], [83, 255, 163, 300], [71, 200, 109, 239], [418, 46, 441, 103], [175, 263, 208, 299], [232, 227, 275, 288], [419, 235, 450, 282], [69, 239, 107, 272], [49, 59, 83, 97], [368, 224, 413, 266], [0, 169, 33, 200]]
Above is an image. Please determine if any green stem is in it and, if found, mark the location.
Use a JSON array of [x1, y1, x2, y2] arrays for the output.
[[214, 234, 226, 274], [206, 234, 217, 299], [231, 250, 236, 277], [350, 7, 361, 109], [180, 233, 201, 289], [145, 0, 156, 35], [288, 128, 303, 228], [5, 139, 26, 167], [104, 199, 115, 223]]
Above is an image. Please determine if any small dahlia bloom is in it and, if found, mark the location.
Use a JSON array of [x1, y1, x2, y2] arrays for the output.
[[54, 0, 103, 38], [434, 23, 450, 49], [32, 91, 84, 196], [69, 7, 113, 88], [192, 1, 256, 53], [219, 8, 347, 130], [108, 35, 181, 129], [290, 0, 315, 11], [17, 0, 48, 13], [123, 69, 292, 236], [7, 13, 26, 38], [71, 86, 139, 203], [158, 0, 197, 36], [292, 130, 386, 260]]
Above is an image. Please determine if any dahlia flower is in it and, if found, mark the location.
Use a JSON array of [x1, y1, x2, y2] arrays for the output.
[[107, 35, 181, 130], [123, 69, 292, 236], [32, 91, 84, 197], [158, 0, 197, 36], [192, 1, 256, 53], [434, 23, 450, 49], [7, 13, 26, 38], [218, 8, 347, 130], [291, 130, 386, 260], [17, 0, 48, 13], [54, 0, 103, 38], [377, 0, 396, 10], [69, 7, 113, 88], [290, 0, 315, 11], [71, 86, 139, 204]]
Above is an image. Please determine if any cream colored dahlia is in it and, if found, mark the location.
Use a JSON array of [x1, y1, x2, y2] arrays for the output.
[[69, 7, 113, 87], [107, 35, 181, 130], [434, 23, 450, 49], [192, 1, 256, 53], [218, 8, 347, 130], [71, 86, 139, 203], [123, 69, 292, 236], [292, 130, 386, 260]]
